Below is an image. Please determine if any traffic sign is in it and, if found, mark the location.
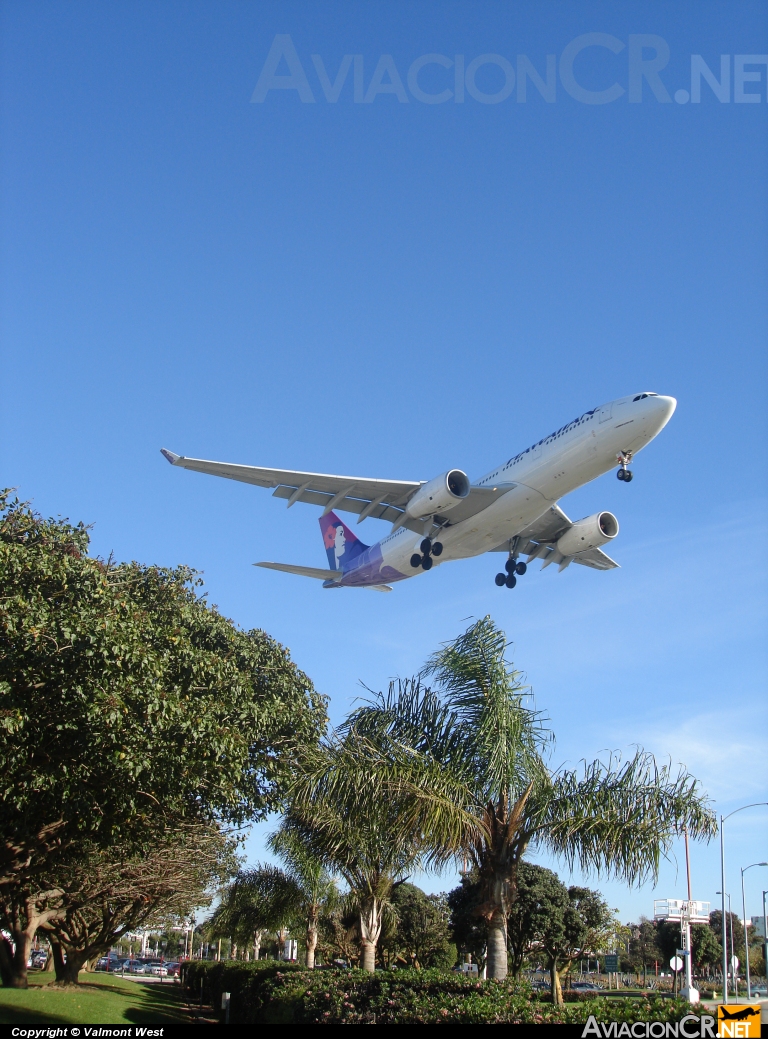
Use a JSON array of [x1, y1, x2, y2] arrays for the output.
[[730, 955, 739, 971], [670, 956, 684, 972], [604, 955, 619, 972]]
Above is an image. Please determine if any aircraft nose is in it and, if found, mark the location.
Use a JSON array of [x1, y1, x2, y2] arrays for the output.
[[650, 395, 676, 430]]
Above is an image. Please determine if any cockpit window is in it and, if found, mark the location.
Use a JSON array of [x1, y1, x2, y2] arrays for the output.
[[633, 392, 658, 401]]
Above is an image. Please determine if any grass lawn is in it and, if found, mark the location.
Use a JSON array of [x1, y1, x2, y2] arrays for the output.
[[0, 973, 188, 1025]]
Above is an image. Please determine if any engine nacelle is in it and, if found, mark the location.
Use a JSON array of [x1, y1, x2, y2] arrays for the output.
[[405, 469, 470, 519], [556, 511, 619, 556]]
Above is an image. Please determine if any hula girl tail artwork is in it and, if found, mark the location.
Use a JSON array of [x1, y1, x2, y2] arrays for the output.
[[319, 511, 369, 572]]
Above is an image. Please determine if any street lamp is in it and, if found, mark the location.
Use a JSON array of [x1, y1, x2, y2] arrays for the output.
[[741, 862, 768, 999], [719, 803, 768, 1000]]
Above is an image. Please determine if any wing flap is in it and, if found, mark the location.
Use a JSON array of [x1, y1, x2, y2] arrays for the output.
[[270, 485, 405, 526], [571, 547, 619, 570]]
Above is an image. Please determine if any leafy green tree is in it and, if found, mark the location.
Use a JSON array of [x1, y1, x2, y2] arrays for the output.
[[0, 491, 327, 986], [544, 885, 618, 1005], [708, 909, 745, 974], [692, 924, 722, 973], [507, 862, 567, 978], [386, 883, 455, 969], [43, 823, 235, 984], [344, 617, 717, 980], [446, 872, 489, 972], [656, 915, 725, 982], [627, 918, 662, 985]]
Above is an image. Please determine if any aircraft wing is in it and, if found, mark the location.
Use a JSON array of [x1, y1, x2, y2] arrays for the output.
[[161, 448, 506, 534], [162, 449, 420, 522], [490, 504, 619, 571]]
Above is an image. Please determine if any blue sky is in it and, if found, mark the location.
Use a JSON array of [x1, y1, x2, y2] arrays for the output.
[[2, 1, 767, 925]]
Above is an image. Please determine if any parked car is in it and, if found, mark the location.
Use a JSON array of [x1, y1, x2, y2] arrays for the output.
[[572, 982, 602, 991], [149, 964, 168, 976], [164, 962, 180, 978]]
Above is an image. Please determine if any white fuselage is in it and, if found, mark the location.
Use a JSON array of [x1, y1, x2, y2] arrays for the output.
[[366, 393, 676, 582]]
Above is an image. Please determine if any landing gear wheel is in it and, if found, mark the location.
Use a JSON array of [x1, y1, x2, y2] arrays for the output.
[[495, 573, 506, 587], [431, 542, 443, 557], [420, 538, 432, 555], [505, 574, 517, 589], [421, 554, 433, 571], [505, 558, 517, 574], [623, 469, 633, 482], [515, 561, 527, 576], [617, 468, 628, 481], [410, 554, 422, 568]]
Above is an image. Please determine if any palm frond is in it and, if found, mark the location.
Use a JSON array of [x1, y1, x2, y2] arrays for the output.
[[526, 750, 717, 885]]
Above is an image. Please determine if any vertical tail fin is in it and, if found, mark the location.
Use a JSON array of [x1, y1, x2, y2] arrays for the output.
[[319, 511, 369, 572]]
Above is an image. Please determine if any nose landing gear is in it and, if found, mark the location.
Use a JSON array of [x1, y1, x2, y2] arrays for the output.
[[616, 451, 634, 482]]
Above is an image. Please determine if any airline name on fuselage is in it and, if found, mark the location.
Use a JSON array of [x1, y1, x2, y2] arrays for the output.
[[477, 408, 599, 487]]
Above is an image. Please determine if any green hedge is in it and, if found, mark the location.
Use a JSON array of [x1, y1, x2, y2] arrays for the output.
[[181, 961, 710, 1025]]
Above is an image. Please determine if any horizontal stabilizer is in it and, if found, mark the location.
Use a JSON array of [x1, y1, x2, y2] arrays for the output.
[[255, 562, 342, 582]]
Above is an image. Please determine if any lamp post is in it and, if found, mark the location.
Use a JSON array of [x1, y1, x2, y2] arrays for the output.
[[740, 863, 768, 999], [719, 803, 768, 1001], [763, 891, 768, 984]]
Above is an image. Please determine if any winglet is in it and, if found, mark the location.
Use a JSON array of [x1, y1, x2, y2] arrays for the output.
[[160, 448, 181, 465]]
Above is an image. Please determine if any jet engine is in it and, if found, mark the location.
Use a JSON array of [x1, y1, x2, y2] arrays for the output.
[[556, 511, 619, 556], [405, 469, 470, 519]]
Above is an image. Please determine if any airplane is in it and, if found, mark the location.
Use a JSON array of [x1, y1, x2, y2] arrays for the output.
[[161, 391, 676, 592]]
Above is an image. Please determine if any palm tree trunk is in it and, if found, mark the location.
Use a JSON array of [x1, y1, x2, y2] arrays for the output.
[[359, 897, 382, 973], [306, 906, 319, 969], [486, 908, 508, 980]]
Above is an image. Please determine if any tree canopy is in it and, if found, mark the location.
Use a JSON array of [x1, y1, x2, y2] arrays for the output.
[[0, 490, 328, 884], [0, 490, 327, 986]]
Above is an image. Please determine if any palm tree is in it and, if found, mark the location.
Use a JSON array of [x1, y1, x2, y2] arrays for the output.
[[209, 864, 292, 962], [345, 616, 717, 981], [266, 826, 337, 968], [283, 733, 430, 972], [211, 835, 336, 968]]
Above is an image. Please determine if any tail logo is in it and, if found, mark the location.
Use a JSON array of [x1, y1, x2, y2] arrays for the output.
[[319, 512, 368, 571]]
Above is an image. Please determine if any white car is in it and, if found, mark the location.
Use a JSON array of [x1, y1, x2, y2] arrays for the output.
[[149, 964, 168, 976]]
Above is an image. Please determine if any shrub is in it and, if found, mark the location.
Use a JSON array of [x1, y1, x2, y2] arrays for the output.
[[181, 962, 711, 1025]]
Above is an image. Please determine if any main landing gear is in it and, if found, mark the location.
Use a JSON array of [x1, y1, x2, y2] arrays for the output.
[[616, 451, 634, 482], [411, 537, 443, 571], [495, 555, 527, 589]]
